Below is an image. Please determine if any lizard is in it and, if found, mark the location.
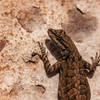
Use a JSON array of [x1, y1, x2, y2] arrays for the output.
[[31, 28, 100, 100]]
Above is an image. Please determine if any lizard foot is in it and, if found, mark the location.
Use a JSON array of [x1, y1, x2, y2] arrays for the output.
[[22, 57, 37, 63], [90, 52, 100, 70], [23, 42, 44, 64], [23, 52, 41, 64]]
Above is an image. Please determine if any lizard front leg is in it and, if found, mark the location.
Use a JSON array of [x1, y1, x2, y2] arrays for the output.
[[32, 42, 64, 76], [82, 52, 100, 78]]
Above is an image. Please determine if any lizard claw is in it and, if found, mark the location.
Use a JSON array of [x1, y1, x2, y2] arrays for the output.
[[37, 42, 46, 54], [31, 42, 43, 58], [91, 52, 100, 66], [23, 51, 41, 64], [37, 41, 43, 48], [32, 52, 40, 57], [38, 42, 45, 50], [31, 51, 42, 59], [22, 57, 36, 63]]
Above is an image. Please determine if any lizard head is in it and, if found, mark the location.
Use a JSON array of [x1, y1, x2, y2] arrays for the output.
[[48, 28, 77, 58]]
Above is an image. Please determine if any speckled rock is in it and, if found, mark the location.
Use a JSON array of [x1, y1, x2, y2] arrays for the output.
[[0, 0, 100, 100]]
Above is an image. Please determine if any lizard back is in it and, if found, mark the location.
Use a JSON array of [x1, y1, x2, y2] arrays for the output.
[[58, 50, 91, 100]]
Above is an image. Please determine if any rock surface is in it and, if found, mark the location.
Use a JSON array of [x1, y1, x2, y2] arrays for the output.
[[0, 0, 100, 100]]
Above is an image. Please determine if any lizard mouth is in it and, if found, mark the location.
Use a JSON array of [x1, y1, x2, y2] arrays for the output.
[[47, 28, 60, 41], [48, 28, 60, 44], [48, 28, 55, 37]]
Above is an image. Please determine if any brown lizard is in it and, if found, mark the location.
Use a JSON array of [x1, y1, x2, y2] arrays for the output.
[[31, 28, 100, 100]]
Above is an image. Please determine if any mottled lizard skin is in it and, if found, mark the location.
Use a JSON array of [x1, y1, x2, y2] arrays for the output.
[[32, 29, 100, 100]]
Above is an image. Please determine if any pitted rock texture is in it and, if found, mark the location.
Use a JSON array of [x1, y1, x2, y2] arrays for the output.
[[0, 0, 100, 100]]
